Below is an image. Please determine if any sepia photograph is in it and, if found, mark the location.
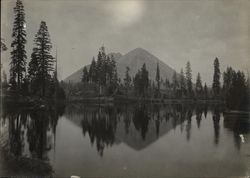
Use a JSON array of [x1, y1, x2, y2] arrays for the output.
[[0, 0, 250, 177]]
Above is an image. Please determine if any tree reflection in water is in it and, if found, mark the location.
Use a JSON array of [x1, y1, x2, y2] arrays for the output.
[[223, 111, 250, 150], [132, 104, 150, 140], [1, 104, 65, 160], [75, 104, 211, 156], [2, 102, 249, 161], [81, 106, 117, 156], [212, 105, 222, 146], [8, 112, 26, 157]]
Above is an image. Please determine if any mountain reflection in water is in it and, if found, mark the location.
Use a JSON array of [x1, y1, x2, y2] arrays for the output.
[[0, 103, 249, 177]]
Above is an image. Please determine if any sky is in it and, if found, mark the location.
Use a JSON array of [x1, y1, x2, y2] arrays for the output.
[[1, 0, 249, 85]]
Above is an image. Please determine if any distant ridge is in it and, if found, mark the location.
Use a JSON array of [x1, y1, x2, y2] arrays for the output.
[[63, 48, 177, 83]]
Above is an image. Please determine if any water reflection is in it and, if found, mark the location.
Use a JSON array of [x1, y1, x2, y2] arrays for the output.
[[1, 104, 65, 160], [65, 104, 220, 155], [0, 103, 250, 176], [212, 105, 222, 146], [223, 111, 250, 150], [8, 112, 26, 157], [1, 104, 239, 158], [80, 106, 117, 156]]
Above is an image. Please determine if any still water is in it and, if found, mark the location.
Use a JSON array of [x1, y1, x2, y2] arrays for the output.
[[0, 103, 249, 177]]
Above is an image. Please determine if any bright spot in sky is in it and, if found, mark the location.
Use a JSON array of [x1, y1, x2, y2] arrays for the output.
[[23, 23, 26, 29], [107, 1, 144, 28]]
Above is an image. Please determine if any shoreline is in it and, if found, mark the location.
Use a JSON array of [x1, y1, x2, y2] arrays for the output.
[[67, 96, 224, 105], [1, 95, 225, 106]]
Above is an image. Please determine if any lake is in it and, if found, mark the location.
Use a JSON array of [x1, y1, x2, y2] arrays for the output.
[[0, 103, 249, 177]]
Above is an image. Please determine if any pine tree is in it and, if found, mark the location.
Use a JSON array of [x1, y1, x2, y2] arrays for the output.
[[155, 62, 160, 97], [180, 68, 186, 97], [134, 64, 149, 97], [10, 0, 27, 90], [223, 68, 249, 110], [165, 78, 170, 89], [223, 67, 234, 99], [89, 57, 97, 83], [141, 63, 149, 96], [0, 39, 7, 88], [134, 71, 141, 96], [124, 66, 131, 89], [96, 51, 102, 84], [204, 83, 208, 99], [99, 45, 107, 86], [172, 71, 179, 97], [28, 21, 54, 97], [110, 55, 117, 85], [105, 56, 111, 84], [28, 51, 39, 94], [195, 73, 203, 98], [212, 57, 221, 98], [186, 61, 192, 97], [82, 66, 89, 83]]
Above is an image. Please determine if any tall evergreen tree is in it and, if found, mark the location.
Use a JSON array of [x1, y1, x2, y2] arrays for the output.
[[180, 68, 186, 97], [110, 55, 117, 86], [223, 67, 234, 98], [99, 46, 107, 86], [89, 57, 97, 83], [223, 68, 249, 109], [28, 21, 54, 97], [124, 66, 131, 88], [10, 0, 27, 90], [82, 66, 89, 83], [185, 61, 192, 97], [0, 39, 7, 91], [212, 57, 221, 98], [172, 71, 179, 97], [134, 63, 149, 97], [86, 46, 119, 95], [155, 62, 160, 97], [204, 83, 208, 99], [165, 78, 170, 89], [141, 64, 149, 96], [195, 73, 203, 98], [28, 52, 39, 94]]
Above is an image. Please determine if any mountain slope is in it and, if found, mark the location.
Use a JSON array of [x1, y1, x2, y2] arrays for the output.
[[63, 48, 177, 83], [117, 48, 176, 83]]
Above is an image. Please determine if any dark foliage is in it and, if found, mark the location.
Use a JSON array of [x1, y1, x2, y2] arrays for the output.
[[81, 46, 118, 95], [212, 57, 221, 98], [185, 61, 192, 97], [134, 63, 149, 97], [223, 67, 249, 110], [10, 0, 27, 90]]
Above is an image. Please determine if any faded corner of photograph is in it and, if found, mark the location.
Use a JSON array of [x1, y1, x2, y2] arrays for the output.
[[0, 0, 250, 177]]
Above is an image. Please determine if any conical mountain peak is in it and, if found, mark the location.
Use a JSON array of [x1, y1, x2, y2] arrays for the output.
[[64, 48, 177, 83]]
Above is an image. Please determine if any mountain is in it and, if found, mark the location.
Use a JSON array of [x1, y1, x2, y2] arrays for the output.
[[63, 48, 177, 83], [116, 48, 177, 82]]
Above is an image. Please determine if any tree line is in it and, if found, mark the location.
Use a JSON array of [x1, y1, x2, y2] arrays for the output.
[[2, 0, 65, 99], [77, 47, 249, 110], [2, 0, 249, 110], [81, 46, 119, 95]]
